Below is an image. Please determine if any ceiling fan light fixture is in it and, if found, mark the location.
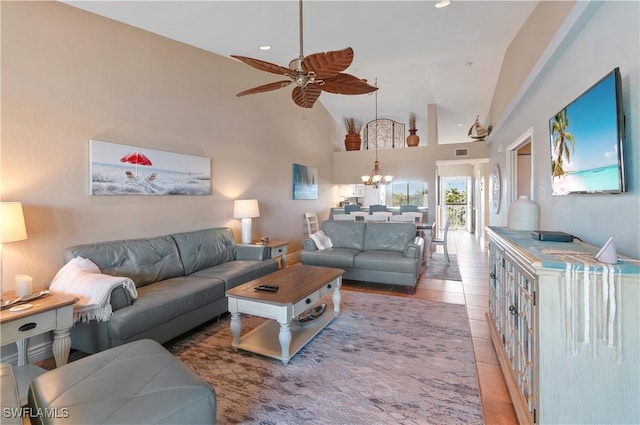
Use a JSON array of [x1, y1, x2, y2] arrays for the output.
[[289, 58, 303, 71], [362, 160, 393, 188], [231, 0, 377, 108]]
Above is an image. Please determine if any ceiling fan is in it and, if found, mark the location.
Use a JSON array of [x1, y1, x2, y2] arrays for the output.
[[231, 0, 378, 108]]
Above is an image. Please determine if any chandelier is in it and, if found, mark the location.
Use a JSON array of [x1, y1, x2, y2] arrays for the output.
[[361, 79, 393, 188]]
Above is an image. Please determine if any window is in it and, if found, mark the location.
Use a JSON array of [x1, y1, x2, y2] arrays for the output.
[[391, 181, 428, 207]]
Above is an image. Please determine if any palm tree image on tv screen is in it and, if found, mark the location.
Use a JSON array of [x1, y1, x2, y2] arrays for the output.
[[549, 68, 625, 195]]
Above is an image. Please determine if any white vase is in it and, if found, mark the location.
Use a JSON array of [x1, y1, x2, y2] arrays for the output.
[[508, 195, 540, 231]]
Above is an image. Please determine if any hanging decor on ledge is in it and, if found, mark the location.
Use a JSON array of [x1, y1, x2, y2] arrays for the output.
[[343, 117, 364, 151], [468, 115, 492, 142], [361, 79, 393, 189], [406, 112, 420, 147], [363, 119, 405, 149]]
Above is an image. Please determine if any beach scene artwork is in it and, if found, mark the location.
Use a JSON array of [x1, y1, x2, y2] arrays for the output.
[[90, 140, 211, 196], [292, 163, 318, 200], [549, 71, 622, 195]]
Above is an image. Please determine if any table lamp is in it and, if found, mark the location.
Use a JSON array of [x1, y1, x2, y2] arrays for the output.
[[0, 202, 28, 295], [233, 199, 260, 244]]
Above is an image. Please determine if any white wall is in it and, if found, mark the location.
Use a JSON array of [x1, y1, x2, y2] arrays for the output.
[[489, 1, 640, 258]]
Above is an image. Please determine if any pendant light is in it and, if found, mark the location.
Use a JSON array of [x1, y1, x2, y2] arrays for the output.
[[361, 79, 393, 188]]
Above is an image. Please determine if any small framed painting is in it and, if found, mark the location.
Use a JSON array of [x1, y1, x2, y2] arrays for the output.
[[89, 140, 211, 196], [292, 163, 318, 200]]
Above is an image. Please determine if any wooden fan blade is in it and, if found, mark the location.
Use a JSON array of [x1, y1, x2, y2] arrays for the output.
[[292, 86, 322, 108], [302, 47, 354, 79], [319, 73, 378, 95], [231, 55, 296, 78], [237, 80, 292, 97]]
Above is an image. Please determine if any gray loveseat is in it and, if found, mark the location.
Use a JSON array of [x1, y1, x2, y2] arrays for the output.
[[64, 227, 278, 354], [300, 221, 424, 293]]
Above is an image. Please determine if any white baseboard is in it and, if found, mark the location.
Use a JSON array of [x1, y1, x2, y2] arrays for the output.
[[1, 339, 53, 366]]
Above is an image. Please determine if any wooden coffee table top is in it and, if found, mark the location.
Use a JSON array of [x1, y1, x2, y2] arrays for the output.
[[226, 264, 343, 305]]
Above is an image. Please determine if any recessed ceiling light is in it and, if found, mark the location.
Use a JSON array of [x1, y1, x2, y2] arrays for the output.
[[259, 45, 271, 51], [435, 1, 451, 8], [457, 123, 463, 127]]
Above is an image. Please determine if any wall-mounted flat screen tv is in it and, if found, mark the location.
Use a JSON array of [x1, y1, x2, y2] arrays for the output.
[[549, 67, 626, 195]]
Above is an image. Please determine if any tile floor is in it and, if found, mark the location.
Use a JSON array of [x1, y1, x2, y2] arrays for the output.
[[341, 228, 519, 425]]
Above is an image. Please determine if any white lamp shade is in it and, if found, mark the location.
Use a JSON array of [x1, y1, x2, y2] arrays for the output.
[[0, 202, 27, 243], [233, 199, 260, 219]]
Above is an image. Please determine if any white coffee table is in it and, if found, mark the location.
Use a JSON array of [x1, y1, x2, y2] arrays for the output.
[[226, 265, 343, 365]]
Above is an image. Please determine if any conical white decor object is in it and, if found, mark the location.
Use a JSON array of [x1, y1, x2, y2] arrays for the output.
[[595, 236, 618, 264], [508, 195, 540, 231]]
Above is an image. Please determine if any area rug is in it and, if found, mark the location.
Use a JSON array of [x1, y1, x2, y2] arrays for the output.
[[166, 291, 483, 424], [425, 254, 462, 281]]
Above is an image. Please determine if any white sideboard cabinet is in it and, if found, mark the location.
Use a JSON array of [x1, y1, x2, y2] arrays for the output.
[[486, 227, 639, 425]]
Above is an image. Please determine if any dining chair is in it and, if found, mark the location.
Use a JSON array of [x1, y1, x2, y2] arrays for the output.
[[304, 212, 320, 236], [401, 212, 423, 223], [344, 205, 362, 214], [333, 214, 356, 221], [399, 205, 419, 213], [431, 218, 451, 262], [372, 211, 393, 219], [350, 211, 369, 221], [369, 204, 388, 213], [390, 215, 416, 222], [364, 214, 388, 222]]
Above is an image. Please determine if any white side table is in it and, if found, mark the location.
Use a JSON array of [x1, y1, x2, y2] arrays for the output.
[[254, 240, 289, 268], [0, 292, 77, 404]]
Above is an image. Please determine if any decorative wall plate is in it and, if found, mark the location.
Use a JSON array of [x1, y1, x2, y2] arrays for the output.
[[491, 164, 501, 214]]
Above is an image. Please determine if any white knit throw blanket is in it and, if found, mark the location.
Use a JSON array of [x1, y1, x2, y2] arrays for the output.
[[554, 253, 621, 362], [50, 257, 138, 323]]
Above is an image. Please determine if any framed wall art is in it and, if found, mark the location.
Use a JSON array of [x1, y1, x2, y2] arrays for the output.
[[89, 140, 211, 196], [292, 163, 318, 200]]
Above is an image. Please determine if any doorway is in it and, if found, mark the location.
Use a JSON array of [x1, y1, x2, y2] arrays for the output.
[[508, 127, 534, 203], [441, 176, 468, 230]]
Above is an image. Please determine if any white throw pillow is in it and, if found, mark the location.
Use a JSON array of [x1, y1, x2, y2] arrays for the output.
[[310, 231, 333, 250]]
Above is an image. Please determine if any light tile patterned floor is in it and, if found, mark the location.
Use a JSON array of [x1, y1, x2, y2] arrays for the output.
[[341, 228, 518, 425]]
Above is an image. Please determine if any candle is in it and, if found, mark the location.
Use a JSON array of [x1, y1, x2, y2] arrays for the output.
[[15, 275, 33, 297]]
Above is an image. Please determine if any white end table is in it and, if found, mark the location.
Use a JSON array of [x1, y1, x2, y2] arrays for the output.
[[254, 240, 289, 268], [0, 292, 77, 404]]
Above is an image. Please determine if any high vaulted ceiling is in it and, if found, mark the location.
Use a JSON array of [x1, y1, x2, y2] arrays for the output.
[[63, 0, 539, 145]]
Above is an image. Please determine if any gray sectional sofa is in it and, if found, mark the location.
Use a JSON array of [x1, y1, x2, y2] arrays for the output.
[[64, 227, 278, 354], [300, 221, 424, 293]]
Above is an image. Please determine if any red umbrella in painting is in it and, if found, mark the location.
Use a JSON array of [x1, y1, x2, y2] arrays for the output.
[[120, 151, 152, 177]]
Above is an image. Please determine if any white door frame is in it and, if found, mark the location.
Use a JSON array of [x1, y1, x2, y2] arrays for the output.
[[507, 127, 535, 204]]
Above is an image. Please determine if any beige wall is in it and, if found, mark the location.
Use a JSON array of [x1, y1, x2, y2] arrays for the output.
[[488, 1, 575, 126], [0, 1, 340, 290]]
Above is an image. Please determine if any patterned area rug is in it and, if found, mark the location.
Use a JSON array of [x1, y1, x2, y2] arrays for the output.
[[166, 291, 483, 424], [425, 254, 462, 281]]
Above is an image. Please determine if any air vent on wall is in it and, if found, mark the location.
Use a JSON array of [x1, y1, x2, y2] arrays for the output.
[[455, 148, 469, 157]]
